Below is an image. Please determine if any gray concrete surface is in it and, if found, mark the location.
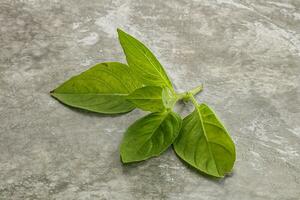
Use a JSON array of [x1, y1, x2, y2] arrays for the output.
[[0, 0, 300, 199]]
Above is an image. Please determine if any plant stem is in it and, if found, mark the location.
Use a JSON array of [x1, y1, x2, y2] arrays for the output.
[[189, 84, 203, 96], [177, 84, 203, 101]]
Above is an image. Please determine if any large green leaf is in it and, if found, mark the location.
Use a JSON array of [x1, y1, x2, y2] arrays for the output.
[[174, 103, 236, 177], [117, 29, 173, 90], [50, 62, 141, 114], [126, 86, 165, 112], [120, 111, 182, 163]]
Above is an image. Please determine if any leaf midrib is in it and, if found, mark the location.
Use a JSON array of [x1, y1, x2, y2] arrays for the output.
[[51, 92, 129, 96], [136, 111, 170, 154], [128, 97, 162, 100], [194, 106, 220, 176]]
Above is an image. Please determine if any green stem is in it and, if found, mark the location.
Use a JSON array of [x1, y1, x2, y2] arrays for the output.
[[189, 84, 203, 96], [177, 84, 203, 101]]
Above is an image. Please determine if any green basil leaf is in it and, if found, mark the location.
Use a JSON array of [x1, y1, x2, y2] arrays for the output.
[[50, 62, 141, 114], [117, 28, 174, 90], [120, 111, 182, 163], [174, 103, 236, 177], [127, 86, 165, 112]]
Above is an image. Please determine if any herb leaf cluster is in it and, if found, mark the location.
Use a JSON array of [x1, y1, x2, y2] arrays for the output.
[[51, 29, 236, 178]]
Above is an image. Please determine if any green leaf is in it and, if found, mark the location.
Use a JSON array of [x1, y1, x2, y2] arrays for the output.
[[127, 86, 165, 112], [117, 28, 173, 90], [120, 111, 182, 163], [173, 103, 236, 177], [126, 86, 178, 112], [50, 62, 141, 114]]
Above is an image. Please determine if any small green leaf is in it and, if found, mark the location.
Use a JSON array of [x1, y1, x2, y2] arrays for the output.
[[117, 28, 174, 90], [174, 103, 236, 177], [120, 111, 182, 163], [162, 87, 177, 109], [127, 86, 165, 112], [50, 62, 141, 114]]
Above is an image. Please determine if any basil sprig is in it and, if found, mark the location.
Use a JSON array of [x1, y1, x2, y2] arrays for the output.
[[51, 29, 236, 178]]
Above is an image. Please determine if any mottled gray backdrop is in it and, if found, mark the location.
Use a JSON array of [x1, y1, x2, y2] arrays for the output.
[[0, 0, 299, 199]]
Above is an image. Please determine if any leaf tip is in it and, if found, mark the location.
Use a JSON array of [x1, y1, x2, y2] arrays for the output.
[[117, 28, 124, 35], [49, 90, 55, 95], [120, 154, 130, 164]]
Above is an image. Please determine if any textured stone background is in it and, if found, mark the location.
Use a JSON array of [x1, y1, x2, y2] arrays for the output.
[[0, 0, 299, 199]]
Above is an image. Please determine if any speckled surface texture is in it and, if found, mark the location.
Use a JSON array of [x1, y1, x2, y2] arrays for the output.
[[0, 0, 300, 199]]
